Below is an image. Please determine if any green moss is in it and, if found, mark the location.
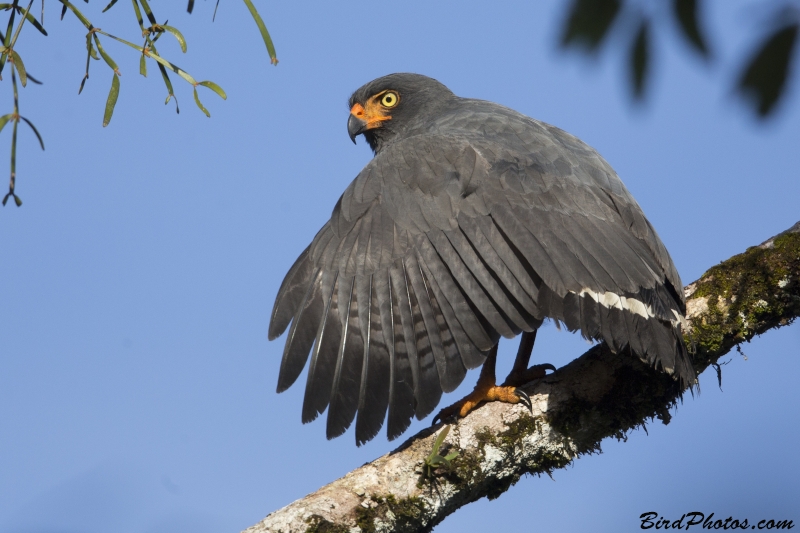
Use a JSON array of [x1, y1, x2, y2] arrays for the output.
[[384, 495, 427, 531], [450, 446, 484, 486], [354, 494, 427, 533], [304, 514, 349, 533], [688, 231, 799, 371], [497, 414, 543, 450]]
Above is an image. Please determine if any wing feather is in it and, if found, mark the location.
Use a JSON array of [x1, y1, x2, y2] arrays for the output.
[[416, 242, 487, 370], [302, 271, 340, 423], [415, 251, 468, 392], [375, 269, 415, 440], [445, 226, 539, 331], [416, 236, 497, 352], [355, 276, 392, 445], [269, 245, 313, 340], [404, 253, 452, 391], [276, 268, 323, 393], [490, 207, 570, 297], [326, 277, 364, 439], [459, 215, 539, 317], [427, 229, 517, 338], [388, 262, 421, 400], [401, 258, 443, 420]]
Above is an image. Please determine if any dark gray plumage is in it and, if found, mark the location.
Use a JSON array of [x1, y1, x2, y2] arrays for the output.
[[270, 73, 694, 445]]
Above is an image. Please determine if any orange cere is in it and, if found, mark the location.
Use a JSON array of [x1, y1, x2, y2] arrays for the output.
[[350, 99, 392, 130]]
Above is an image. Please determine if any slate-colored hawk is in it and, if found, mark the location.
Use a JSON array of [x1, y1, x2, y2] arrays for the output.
[[269, 73, 694, 445]]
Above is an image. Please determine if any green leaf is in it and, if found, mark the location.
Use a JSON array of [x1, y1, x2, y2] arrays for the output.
[[9, 0, 35, 47], [737, 24, 798, 117], [59, 1, 93, 30], [431, 425, 449, 457], [10, 49, 26, 86], [197, 80, 226, 99], [561, 0, 621, 52], [20, 8, 47, 36], [102, 0, 119, 12], [0, 113, 13, 133], [629, 19, 650, 99], [673, 0, 709, 57], [242, 0, 278, 65], [131, 0, 144, 29], [10, 120, 17, 183], [137, 0, 158, 26], [160, 25, 187, 53], [3, 191, 22, 206], [139, 52, 146, 76], [154, 60, 179, 113], [103, 73, 120, 127], [86, 33, 99, 60], [4, 1, 16, 46], [80, 34, 94, 94], [193, 87, 209, 117], [427, 455, 445, 466], [443, 452, 459, 461], [145, 49, 196, 85], [93, 34, 120, 74], [20, 116, 44, 149]]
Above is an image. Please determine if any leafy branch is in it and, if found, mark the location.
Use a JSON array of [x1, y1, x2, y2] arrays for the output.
[[1, 0, 44, 207], [1, 0, 277, 207], [60, 0, 226, 124]]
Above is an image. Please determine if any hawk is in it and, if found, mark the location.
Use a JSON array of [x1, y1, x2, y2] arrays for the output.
[[269, 73, 694, 445]]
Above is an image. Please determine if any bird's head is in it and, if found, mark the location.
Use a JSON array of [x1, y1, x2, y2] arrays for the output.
[[347, 73, 455, 153]]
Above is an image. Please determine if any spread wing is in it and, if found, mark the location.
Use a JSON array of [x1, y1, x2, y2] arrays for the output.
[[270, 127, 691, 445]]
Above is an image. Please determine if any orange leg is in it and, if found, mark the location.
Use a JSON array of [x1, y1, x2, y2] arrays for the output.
[[432, 332, 555, 424]]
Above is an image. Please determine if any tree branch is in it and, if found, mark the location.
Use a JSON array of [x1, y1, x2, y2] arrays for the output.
[[244, 223, 800, 533]]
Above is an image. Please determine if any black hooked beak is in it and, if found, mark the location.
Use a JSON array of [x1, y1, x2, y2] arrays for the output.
[[347, 113, 368, 144]]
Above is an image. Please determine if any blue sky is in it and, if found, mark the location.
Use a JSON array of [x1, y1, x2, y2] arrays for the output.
[[0, 1, 798, 532]]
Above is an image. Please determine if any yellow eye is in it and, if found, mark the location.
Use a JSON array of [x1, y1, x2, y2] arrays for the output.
[[380, 92, 399, 108]]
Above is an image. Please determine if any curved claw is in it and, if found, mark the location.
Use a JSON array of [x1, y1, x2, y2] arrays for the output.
[[432, 404, 460, 426], [515, 389, 532, 412]]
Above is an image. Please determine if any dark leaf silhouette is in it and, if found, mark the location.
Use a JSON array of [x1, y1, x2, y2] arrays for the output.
[[738, 23, 798, 116], [630, 19, 650, 98], [561, 0, 621, 51], [673, 0, 709, 57]]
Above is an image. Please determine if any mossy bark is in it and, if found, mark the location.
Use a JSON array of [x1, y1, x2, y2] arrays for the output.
[[243, 223, 799, 533]]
